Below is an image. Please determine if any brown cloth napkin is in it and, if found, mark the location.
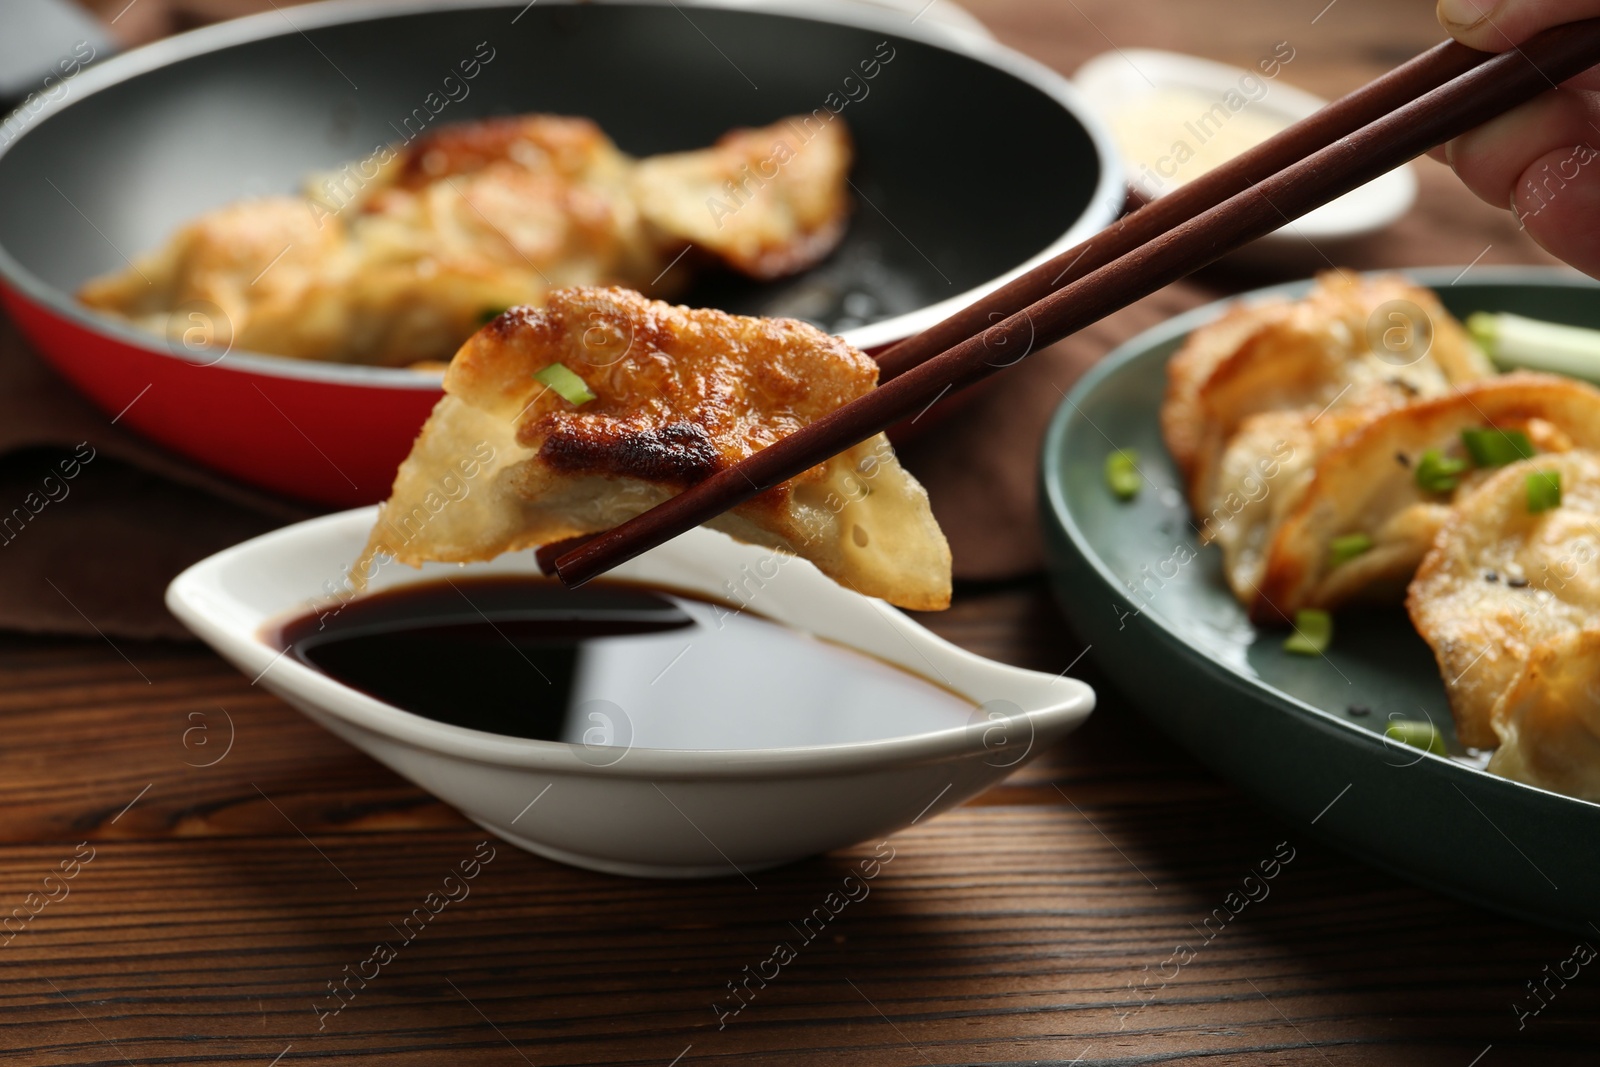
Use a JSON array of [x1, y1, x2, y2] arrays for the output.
[[0, 321, 312, 639]]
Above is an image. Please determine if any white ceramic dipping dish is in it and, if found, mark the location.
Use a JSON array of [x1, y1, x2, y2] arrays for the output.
[[1074, 47, 1418, 244], [167, 509, 1095, 878]]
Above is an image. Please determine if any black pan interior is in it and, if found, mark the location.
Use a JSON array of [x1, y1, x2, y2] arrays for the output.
[[0, 1, 1103, 335]]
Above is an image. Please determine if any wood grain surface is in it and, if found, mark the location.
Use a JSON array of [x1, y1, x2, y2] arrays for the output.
[[6, 0, 1600, 1063], [5, 583, 1599, 1065]]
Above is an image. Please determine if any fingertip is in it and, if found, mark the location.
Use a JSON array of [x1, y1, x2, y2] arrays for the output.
[[1444, 90, 1594, 210], [1439, 0, 1600, 52], [1514, 146, 1600, 279], [1436, 0, 1507, 50]]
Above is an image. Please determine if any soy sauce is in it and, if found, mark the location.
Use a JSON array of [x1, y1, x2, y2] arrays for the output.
[[270, 576, 974, 751]]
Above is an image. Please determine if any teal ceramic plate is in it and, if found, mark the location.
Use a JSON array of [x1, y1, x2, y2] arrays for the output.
[[1041, 267, 1600, 932]]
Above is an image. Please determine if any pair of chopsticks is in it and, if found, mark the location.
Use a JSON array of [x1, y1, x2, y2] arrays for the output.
[[541, 18, 1600, 588]]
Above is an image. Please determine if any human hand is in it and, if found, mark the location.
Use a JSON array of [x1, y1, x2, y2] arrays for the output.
[[1432, 0, 1600, 276]]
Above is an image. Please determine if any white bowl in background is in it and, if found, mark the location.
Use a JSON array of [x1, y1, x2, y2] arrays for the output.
[[166, 509, 1095, 879], [1074, 47, 1418, 244]]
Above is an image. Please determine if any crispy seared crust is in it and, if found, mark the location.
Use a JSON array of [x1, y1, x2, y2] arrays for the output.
[[78, 114, 854, 366], [358, 287, 951, 610], [457, 287, 878, 492], [387, 115, 620, 189], [1258, 374, 1600, 626], [1408, 450, 1600, 749]]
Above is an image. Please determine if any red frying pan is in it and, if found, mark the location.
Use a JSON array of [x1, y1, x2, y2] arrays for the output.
[[0, 0, 1122, 506]]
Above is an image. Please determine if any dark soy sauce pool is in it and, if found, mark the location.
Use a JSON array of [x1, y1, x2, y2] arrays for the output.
[[270, 576, 975, 751]]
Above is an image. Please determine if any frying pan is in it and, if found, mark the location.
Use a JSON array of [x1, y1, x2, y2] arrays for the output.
[[0, 0, 1123, 506]]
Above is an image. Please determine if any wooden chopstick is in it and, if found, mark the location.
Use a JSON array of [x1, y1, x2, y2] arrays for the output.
[[873, 36, 1489, 382], [544, 18, 1600, 588]]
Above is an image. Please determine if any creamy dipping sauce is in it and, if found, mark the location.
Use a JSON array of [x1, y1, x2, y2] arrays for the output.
[[1109, 86, 1289, 199]]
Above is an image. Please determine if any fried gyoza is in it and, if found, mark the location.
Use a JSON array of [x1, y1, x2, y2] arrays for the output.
[[74, 197, 362, 362], [1161, 294, 1293, 484], [1167, 272, 1490, 515], [633, 119, 853, 280], [1200, 408, 1322, 608], [1168, 270, 1600, 802], [1485, 629, 1600, 801], [1408, 450, 1600, 749], [356, 287, 951, 610], [1251, 374, 1600, 622], [79, 114, 853, 367]]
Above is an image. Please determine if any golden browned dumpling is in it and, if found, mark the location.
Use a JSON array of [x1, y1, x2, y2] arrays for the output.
[[1161, 294, 1293, 483], [1408, 449, 1600, 748], [1166, 270, 1600, 802], [343, 175, 655, 365], [1485, 628, 1600, 801], [357, 287, 951, 610], [381, 114, 629, 191], [76, 197, 358, 360], [633, 118, 853, 280], [1199, 408, 1323, 609], [1172, 272, 1490, 515], [1256, 374, 1600, 624], [79, 114, 854, 367], [1174, 275, 1492, 613]]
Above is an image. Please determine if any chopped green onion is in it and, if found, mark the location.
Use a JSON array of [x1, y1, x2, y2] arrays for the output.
[[1415, 449, 1468, 493], [1104, 449, 1141, 501], [1384, 719, 1447, 756], [1526, 469, 1562, 513], [1283, 609, 1333, 656], [533, 362, 596, 405], [477, 306, 510, 326], [1462, 427, 1535, 468], [1467, 311, 1600, 384], [1328, 532, 1374, 568]]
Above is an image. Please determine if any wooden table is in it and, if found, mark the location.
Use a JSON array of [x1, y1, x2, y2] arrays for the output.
[[8, 0, 1600, 1063]]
